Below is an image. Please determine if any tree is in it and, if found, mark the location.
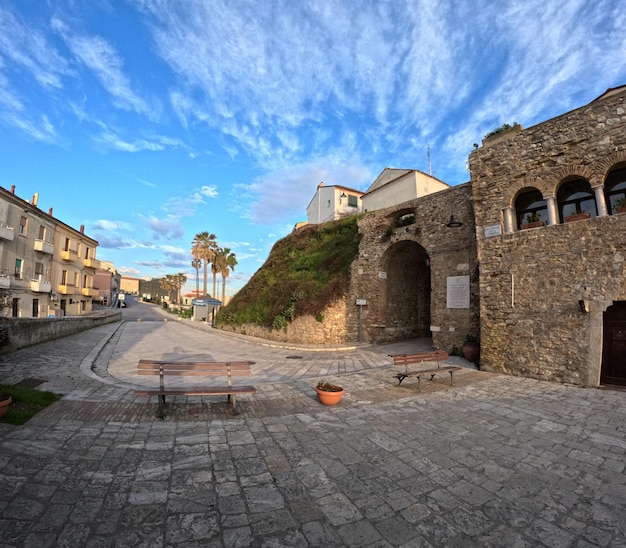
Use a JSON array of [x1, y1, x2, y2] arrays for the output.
[[159, 276, 175, 303], [191, 258, 202, 297], [211, 258, 219, 298], [215, 247, 237, 304], [172, 272, 187, 304], [191, 232, 218, 296], [160, 273, 187, 305]]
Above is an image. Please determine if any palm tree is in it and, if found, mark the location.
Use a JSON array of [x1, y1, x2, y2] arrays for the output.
[[173, 272, 187, 305], [211, 258, 219, 298], [217, 248, 237, 304], [159, 276, 175, 304], [191, 232, 218, 296], [191, 258, 202, 297]]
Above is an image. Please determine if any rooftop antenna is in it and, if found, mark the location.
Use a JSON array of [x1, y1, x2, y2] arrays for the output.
[[427, 144, 432, 176]]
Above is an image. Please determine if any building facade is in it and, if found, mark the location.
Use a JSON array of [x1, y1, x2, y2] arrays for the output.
[[306, 183, 364, 225], [469, 85, 626, 387], [0, 186, 100, 318]]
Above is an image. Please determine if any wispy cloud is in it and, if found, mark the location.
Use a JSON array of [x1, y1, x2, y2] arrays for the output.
[[51, 16, 156, 117]]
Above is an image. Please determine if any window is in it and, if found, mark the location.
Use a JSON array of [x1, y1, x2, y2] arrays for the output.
[[19, 216, 27, 235], [61, 270, 68, 285], [64, 238, 70, 252], [515, 189, 547, 229], [14, 258, 22, 279], [557, 178, 596, 221], [38, 225, 45, 240], [35, 262, 44, 280], [348, 195, 358, 207], [32, 299, 39, 318], [604, 167, 626, 214], [73, 272, 79, 286]]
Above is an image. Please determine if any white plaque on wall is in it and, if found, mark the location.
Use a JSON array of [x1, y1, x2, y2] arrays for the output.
[[447, 275, 470, 309], [484, 224, 502, 237], [378, 271, 387, 279]]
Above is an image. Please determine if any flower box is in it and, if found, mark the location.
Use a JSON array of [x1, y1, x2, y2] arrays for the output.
[[564, 212, 591, 223]]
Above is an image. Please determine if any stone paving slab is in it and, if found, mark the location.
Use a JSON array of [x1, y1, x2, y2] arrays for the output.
[[0, 319, 625, 547]]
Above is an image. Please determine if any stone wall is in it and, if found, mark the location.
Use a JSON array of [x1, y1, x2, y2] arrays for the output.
[[350, 183, 479, 350], [218, 299, 349, 345], [0, 311, 121, 355], [469, 87, 626, 386]]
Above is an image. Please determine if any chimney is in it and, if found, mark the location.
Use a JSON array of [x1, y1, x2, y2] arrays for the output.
[[48, 207, 53, 216], [10, 185, 15, 194], [32, 193, 39, 206], [80, 224, 84, 234]]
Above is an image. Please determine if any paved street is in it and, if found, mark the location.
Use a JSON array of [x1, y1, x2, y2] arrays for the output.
[[0, 314, 625, 547]]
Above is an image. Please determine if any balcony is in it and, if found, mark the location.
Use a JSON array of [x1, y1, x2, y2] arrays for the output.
[[31, 278, 52, 293], [0, 276, 10, 289], [83, 257, 101, 269], [0, 223, 14, 241], [82, 287, 97, 297], [61, 249, 78, 261], [57, 284, 72, 295], [34, 239, 54, 254]]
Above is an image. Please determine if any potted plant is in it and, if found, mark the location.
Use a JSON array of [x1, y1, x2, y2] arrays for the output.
[[0, 393, 12, 420], [461, 334, 480, 364], [564, 207, 591, 223], [614, 197, 626, 214], [315, 381, 344, 406], [521, 212, 544, 230]]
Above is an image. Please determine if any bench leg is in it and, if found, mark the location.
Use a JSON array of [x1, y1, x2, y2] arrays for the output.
[[416, 376, 421, 393], [395, 374, 408, 385], [157, 394, 166, 419], [448, 371, 454, 386]]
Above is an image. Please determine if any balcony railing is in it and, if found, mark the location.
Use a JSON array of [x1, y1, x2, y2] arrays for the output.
[[57, 284, 72, 295], [0, 276, 10, 289], [83, 257, 101, 269], [0, 224, 14, 241], [81, 287, 97, 297], [34, 239, 54, 254], [31, 278, 52, 293]]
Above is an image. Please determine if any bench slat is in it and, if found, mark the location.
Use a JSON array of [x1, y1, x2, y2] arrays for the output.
[[391, 351, 448, 366], [137, 369, 253, 376], [134, 386, 257, 396]]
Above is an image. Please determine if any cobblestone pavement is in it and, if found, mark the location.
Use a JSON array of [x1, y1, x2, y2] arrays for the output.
[[0, 318, 625, 547]]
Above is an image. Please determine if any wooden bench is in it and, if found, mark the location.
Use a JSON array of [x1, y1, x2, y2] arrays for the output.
[[390, 350, 461, 391], [134, 360, 256, 418]]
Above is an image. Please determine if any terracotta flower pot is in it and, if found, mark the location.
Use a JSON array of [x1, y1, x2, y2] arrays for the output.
[[0, 394, 12, 420], [315, 386, 344, 406], [462, 342, 480, 363]]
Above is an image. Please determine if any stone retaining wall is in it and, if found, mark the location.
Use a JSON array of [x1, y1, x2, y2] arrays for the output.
[[0, 311, 121, 355]]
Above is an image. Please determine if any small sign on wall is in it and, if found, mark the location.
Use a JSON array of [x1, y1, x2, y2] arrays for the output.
[[484, 224, 502, 237], [447, 275, 470, 309], [378, 271, 387, 279]]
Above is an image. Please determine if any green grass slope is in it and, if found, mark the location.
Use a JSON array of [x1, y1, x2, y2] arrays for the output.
[[216, 216, 361, 330]]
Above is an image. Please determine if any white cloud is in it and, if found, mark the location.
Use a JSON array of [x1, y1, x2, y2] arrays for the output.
[[51, 16, 155, 117], [93, 219, 132, 231]]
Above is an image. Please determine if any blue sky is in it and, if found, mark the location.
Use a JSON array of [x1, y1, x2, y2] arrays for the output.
[[1, 1, 625, 296]]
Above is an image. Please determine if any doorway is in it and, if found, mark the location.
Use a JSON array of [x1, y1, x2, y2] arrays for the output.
[[601, 301, 626, 385]]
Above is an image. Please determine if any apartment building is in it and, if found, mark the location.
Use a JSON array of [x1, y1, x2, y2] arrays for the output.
[[0, 185, 100, 318]]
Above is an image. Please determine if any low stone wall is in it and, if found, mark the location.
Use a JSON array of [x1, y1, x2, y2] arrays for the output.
[[218, 300, 349, 345], [0, 311, 122, 355]]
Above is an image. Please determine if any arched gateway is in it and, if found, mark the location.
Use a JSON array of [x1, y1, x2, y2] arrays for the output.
[[381, 241, 431, 338]]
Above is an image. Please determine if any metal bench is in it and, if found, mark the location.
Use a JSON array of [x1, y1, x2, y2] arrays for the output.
[[134, 360, 256, 418]]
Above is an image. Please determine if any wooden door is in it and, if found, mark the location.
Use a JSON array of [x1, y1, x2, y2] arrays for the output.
[[601, 302, 626, 385]]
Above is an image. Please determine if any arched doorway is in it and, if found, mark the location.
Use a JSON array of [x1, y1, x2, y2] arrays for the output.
[[382, 241, 431, 340], [601, 302, 626, 386]]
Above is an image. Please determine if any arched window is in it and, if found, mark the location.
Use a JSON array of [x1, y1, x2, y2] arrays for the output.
[[515, 188, 547, 229], [604, 167, 626, 214], [556, 178, 596, 222]]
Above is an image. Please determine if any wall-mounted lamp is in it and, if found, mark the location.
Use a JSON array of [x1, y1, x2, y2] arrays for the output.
[[340, 192, 347, 199], [578, 299, 589, 313], [445, 204, 463, 228]]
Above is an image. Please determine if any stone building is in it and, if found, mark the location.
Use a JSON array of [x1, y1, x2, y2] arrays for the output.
[[469, 85, 626, 387]]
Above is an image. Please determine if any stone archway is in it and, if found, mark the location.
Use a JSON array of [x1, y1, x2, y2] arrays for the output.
[[381, 240, 431, 340]]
